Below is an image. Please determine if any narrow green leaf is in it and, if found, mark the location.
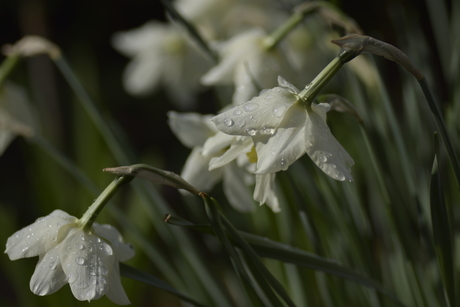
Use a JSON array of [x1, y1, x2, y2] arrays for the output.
[[120, 263, 207, 307], [166, 214, 408, 307], [215, 198, 297, 307], [430, 133, 456, 307], [202, 195, 268, 307]]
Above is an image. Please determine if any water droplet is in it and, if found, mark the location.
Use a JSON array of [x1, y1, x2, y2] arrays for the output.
[[98, 266, 108, 275], [99, 244, 113, 256], [90, 276, 98, 285], [307, 142, 314, 147], [280, 159, 286, 166], [261, 127, 275, 135], [273, 104, 287, 118], [96, 285, 105, 295], [265, 95, 274, 100], [76, 257, 86, 265], [335, 173, 345, 181], [236, 120, 245, 127], [319, 155, 327, 162], [77, 244, 85, 250], [223, 118, 234, 127], [247, 128, 257, 136], [244, 102, 259, 112], [233, 109, 242, 116]]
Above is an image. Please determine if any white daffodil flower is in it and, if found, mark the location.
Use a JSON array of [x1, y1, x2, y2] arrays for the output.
[[212, 76, 354, 182], [5, 210, 134, 305], [112, 21, 212, 110], [168, 111, 257, 212], [201, 28, 295, 106]]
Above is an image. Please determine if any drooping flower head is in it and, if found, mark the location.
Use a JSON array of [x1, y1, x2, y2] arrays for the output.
[[112, 21, 212, 110], [212, 76, 354, 182], [5, 210, 134, 305], [201, 28, 296, 106]]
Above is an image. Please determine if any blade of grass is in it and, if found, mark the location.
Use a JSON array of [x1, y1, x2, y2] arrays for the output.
[[166, 214, 407, 307], [120, 263, 208, 307], [430, 133, 456, 307]]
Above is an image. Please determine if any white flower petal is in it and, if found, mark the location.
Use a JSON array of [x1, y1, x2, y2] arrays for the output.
[[93, 224, 134, 262], [30, 245, 66, 296], [112, 21, 166, 57], [202, 131, 234, 157], [181, 147, 223, 191], [212, 87, 297, 136], [311, 102, 330, 123], [209, 139, 252, 170], [61, 229, 115, 302], [122, 52, 163, 96], [254, 174, 280, 212], [305, 111, 354, 181], [105, 262, 131, 305], [168, 111, 216, 148], [201, 28, 265, 86], [254, 104, 307, 174], [222, 163, 255, 212], [5, 210, 77, 260], [277, 76, 300, 94]]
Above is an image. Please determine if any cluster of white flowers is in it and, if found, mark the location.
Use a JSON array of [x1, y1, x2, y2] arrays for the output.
[[144, 0, 355, 212], [170, 75, 354, 212], [5, 210, 134, 304]]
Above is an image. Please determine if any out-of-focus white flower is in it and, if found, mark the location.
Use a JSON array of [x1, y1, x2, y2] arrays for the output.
[[168, 111, 258, 212], [201, 28, 295, 106], [5, 210, 134, 305], [0, 82, 37, 156], [174, 0, 287, 41], [212, 76, 354, 181], [112, 21, 212, 110]]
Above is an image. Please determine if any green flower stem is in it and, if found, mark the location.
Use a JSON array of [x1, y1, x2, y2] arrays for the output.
[[78, 175, 134, 231], [263, 8, 308, 50], [0, 54, 20, 88], [159, 0, 217, 62], [263, 2, 339, 50], [299, 49, 358, 104]]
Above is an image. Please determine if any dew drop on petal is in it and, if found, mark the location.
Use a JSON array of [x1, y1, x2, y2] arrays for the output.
[[319, 155, 327, 162], [99, 244, 113, 256], [280, 159, 286, 166], [98, 266, 108, 276], [77, 244, 85, 250], [223, 118, 234, 127], [75, 257, 86, 265], [244, 102, 259, 112], [261, 127, 275, 135], [236, 120, 245, 127], [334, 173, 345, 181], [233, 109, 242, 116], [247, 128, 257, 136]]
